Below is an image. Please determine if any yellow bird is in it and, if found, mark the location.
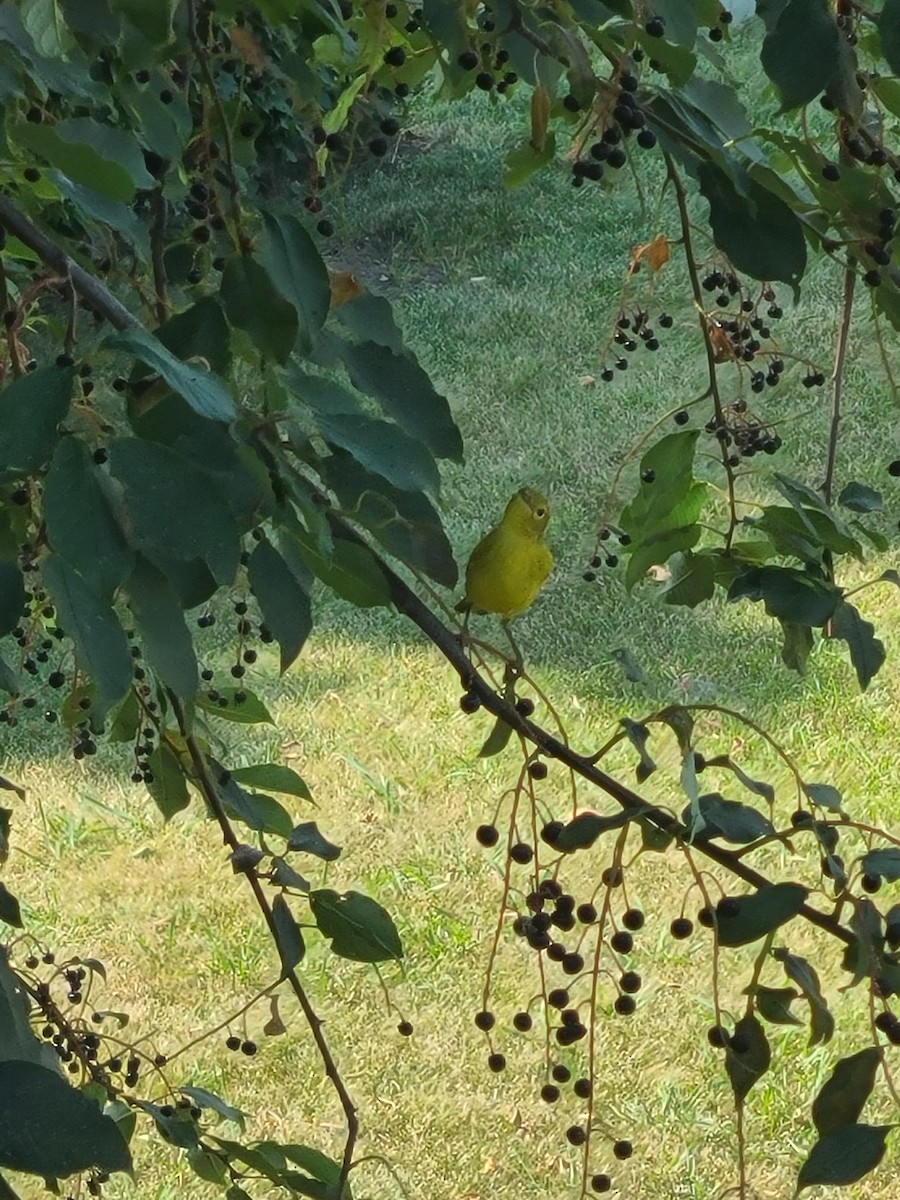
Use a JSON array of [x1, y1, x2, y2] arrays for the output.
[[459, 487, 554, 621]]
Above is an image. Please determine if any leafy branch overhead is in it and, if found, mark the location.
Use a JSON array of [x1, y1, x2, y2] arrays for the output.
[[2, 1, 900, 1199]]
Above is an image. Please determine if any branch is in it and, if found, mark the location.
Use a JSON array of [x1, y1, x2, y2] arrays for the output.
[[822, 258, 855, 505], [166, 693, 359, 1197], [327, 509, 853, 948], [0, 194, 139, 330]]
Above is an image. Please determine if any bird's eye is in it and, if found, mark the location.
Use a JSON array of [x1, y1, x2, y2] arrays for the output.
[[535, 507, 546, 518]]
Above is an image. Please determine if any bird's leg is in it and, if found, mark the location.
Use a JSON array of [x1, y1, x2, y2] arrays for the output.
[[501, 619, 524, 677]]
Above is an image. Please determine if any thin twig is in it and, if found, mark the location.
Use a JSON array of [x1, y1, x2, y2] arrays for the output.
[[149, 187, 170, 325], [165, 693, 358, 1198], [185, 0, 247, 252], [822, 259, 856, 505], [665, 154, 739, 547]]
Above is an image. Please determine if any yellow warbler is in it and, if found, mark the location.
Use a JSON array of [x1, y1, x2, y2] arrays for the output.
[[459, 487, 553, 621]]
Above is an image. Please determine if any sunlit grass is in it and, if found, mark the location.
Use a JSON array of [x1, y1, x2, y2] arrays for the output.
[[7, 21, 900, 1200]]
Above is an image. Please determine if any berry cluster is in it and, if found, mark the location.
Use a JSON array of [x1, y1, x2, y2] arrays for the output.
[[705, 399, 783, 465], [598, 310, 671, 379], [582, 527, 630, 580], [456, 43, 518, 94], [471, 782, 653, 1190], [572, 71, 657, 190]]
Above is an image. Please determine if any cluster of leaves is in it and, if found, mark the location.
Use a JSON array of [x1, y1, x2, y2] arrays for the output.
[[617, 429, 892, 684]]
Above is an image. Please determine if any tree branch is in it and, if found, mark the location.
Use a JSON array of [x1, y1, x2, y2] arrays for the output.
[[0, 194, 139, 330]]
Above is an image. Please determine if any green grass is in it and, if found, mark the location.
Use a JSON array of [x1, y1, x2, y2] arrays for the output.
[[9, 22, 900, 1200]]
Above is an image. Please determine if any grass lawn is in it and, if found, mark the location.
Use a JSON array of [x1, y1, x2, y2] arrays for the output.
[[7, 19, 900, 1200]]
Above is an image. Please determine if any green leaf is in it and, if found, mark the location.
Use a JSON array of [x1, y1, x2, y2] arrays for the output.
[[702, 755, 775, 804], [12, 124, 136, 203], [260, 211, 330, 353], [780, 620, 813, 672], [619, 431, 708, 587], [220, 255, 298, 365], [42, 554, 131, 718], [813, 1048, 881, 1136], [318, 412, 440, 498], [697, 162, 806, 288], [271, 858, 310, 891], [216, 775, 293, 838], [861, 848, 900, 881], [278, 1144, 345, 1193], [188, 1148, 229, 1187], [0, 949, 57, 1067], [879, 0, 900, 74], [106, 328, 235, 421], [555, 809, 636, 852], [335, 293, 404, 352], [138, 1100, 201, 1150], [504, 132, 557, 187], [337, 339, 463, 462], [806, 782, 843, 810], [53, 174, 150, 261], [289, 527, 391, 609], [287, 822, 341, 861], [728, 566, 839, 627], [761, 0, 841, 110], [635, 32, 696, 84], [833, 600, 885, 691], [55, 117, 154, 190], [477, 714, 515, 758], [109, 0, 175, 44], [271, 895, 305, 974], [230, 765, 312, 803], [178, 1087, 245, 1130], [773, 949, 834, 1045], [621, 717, 656, 782], [323, 450, 458, 588], [0, 887, 20, 929], [155, 297, 232, 377], [144, 744, 190, 821], [716, 882, 809, 946], [0, 561, 24, 640], [0, 365, 73, 481], [0, 1060, 132, 1176], [125, 557, 198, 698], [681, 794, 775, 845], [196, 689, 274, 724], [248, 539, 312, 674], [662, 550, 715, 607], [309, 889, 403, 962], [838, 482, 883, 513], [44, 438, 132, 599], [652, 0, 697, 45], [725, 1014, 770, 1103], [108, 438, 240, 586], [798, 1124, 892, 1190], [751, 985, 803, 1026]]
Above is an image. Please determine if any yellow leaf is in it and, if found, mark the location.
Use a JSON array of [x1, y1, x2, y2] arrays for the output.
[[645, 233, 670, 270], [329, 270, 364, 307], [630, 233, 670, 273]]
